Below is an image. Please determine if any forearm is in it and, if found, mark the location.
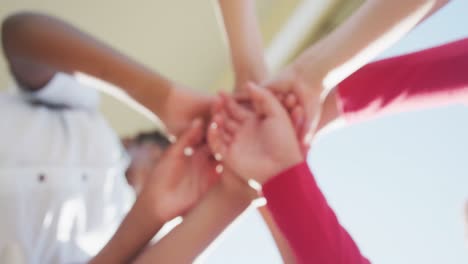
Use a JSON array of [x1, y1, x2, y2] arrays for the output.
[[317, 37, 468, 131], [294, 0, 446, 90], [133, 180, 254, 264], [257, 206, 297, 264], [217, 0, 268, 90], [263, 162, 369, 264], [90, 194, 165, 264], [2, 13, 173, 116], [217, 2, 296, 260]]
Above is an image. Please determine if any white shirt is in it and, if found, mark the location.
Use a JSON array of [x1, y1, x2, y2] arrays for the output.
[[0, 73, 134, 264]]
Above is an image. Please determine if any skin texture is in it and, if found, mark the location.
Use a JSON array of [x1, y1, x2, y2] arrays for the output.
[[218, 0, 268, 90], [208, 83, 303, 184], [90, 120, 220, 264]]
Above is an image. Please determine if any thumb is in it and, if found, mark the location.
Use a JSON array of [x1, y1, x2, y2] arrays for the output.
[[246, 82, 280, 116], [172, 118, 204, 155]]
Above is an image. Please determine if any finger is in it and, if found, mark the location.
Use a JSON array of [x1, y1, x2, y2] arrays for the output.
[[194, 146, 221, 191], [300, 119, 313, 149], [213, 113, 235, 144], [220, 93, 250, 122], [172, 118, 204, 156], [222, 114, 240, 136], [211, 96, 223, 117], [300, 141, 311, 157], [299, 105, 322, 154], [198, 95, 216, 122], [275, 92, 285, 103], [246, 82, 282, 116], [233, 91, 250, 102], [285, 92, 298, 109], [291, 105, 305, 136], [262, 75, 292, 97], [222, 131, 233, 144], [207, 117, 228, 158]]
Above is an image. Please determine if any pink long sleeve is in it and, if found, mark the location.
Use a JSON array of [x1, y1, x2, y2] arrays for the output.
[[262, 162, 370, 264], [337, 38, 468, 123]]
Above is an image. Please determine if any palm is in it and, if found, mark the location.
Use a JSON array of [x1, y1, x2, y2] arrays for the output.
[[146, 145, 218, 222], [226, 115, 289, 181], [210, 84, 304, 184]]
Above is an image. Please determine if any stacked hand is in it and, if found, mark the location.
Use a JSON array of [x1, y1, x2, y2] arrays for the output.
[[207, 83, 304, 185], [262, 64, 325, 152], [141, 109, 256, 223], [152, 64, 324, 217], [139, 119, 220, 222]]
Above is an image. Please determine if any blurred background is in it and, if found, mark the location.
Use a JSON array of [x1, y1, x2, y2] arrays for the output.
[[1, 1, 467, 263]]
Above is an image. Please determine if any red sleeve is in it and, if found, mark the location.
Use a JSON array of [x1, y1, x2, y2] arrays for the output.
[[262, 162, 370, 264], [337, 38, 468, 123]]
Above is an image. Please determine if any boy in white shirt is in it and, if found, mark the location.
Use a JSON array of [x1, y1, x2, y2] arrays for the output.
[[0, 12, 218, 264]]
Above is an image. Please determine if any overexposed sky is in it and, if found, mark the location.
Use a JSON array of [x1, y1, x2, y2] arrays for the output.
[[204, 1, 468, 263]]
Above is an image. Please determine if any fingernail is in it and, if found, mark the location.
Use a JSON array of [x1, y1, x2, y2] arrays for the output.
[[215, 164, 224, 174], [214, 153, 223, 161], [184, 147, 194, 157], [247, 179, 262, 191], [304, 133, 313, 145], [168, 134, 177, 143], [210, 122, 218, 130]]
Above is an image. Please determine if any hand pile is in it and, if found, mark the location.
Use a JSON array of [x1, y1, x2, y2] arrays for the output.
[[144, 69, 324, 223]]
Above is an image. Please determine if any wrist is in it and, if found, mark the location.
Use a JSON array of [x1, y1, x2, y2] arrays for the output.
[[292, 52, 328, 93], [264, 158, 305, 186], [234, 66, 269, 91], [158, 81, 179, 121], [258, 154, 304, 185], [221, 174, 257, 203], [140, 189, 171, 224], [278, 154, 304, 176]]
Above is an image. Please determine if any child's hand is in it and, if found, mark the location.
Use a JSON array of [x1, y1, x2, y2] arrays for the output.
[[141, 119, 220, 223], [208, 83, 303, 184], [262, 64, 323, 149]]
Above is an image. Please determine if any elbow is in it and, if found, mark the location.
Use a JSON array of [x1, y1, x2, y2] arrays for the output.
[[1, 12, 42, 57], [2, 12, 30, 42], [2, 12, 28, 57]]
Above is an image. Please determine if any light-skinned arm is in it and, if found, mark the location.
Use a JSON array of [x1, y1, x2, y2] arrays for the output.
[[264, 0, 449, 144], [217, 1, 297, 262], [217, 0, 268, 91]]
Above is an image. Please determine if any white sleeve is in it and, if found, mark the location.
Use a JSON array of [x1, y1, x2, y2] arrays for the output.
[[21, 72, 100, 111]]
